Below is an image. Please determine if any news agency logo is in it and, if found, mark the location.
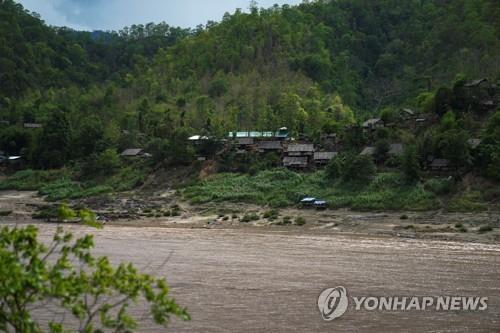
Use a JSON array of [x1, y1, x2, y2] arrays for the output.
[[317, 287, 349, 321], [318, 286, 488, 321]]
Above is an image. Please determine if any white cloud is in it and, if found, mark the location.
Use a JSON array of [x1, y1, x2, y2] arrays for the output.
[[17, 0, 303, 31], [17, 0, 91, 30]]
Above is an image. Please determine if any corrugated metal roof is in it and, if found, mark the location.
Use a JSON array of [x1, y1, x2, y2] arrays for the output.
[[23, 123, 42, 128], [121, 148, 143, 156], [236, 137, 254, 145], [258, 141, 282, 150], [362, 118, 382, 127], [287, 144, 314, 152], [314, 152, 337, 160], [188, 135, 209, 140], [283, 156, 308, 165], [430, 159, 450, 167], [468, 138, 481, 149], [360, 147, 375, 156], [464, 78, 488, 87], [228, 130, 289, 138], [389, 143, 404, 156]]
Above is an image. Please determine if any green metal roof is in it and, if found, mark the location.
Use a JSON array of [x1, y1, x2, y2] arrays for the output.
[[228, 130, 288, 138]]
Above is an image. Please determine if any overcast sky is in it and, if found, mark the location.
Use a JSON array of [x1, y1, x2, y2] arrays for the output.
[[17, 0, 303, 31]]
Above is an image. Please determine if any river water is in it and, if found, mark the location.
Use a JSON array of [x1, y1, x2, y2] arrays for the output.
[[26, 223, 500, 333]]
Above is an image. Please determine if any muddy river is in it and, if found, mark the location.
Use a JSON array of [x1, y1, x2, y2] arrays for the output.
[[22, 223, 499, 332], [1, 190, 499, 332]]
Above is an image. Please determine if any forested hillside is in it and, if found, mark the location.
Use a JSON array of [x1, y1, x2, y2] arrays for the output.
[[0, 0, 188, 98], [0, 0, 499, 208]]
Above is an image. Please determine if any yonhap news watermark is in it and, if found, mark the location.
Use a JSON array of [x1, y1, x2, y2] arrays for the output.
[[318, 286, 488, 321]]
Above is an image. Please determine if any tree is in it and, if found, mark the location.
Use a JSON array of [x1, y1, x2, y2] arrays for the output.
[[440, 111, 458, 131], [342, 125, 366, 149], [166, 128, 195, 165], [475, 111, 500, 180], [0, 225, 189, 332], [341, 154, 376, 183], [96, 148, 121, 172], [137, 98, 149, 132], [71, 117, 105, 158], [401, 145, 420, 183], [374, 139, 390, 162], [380, 107, 397, 124], [35, 111, 71, 169], [276, 93, 308, 134], [325, 155, 342, 180], [208, 76, 228, 98], [433, 87, 452, 116], [325, 153, 376, 183], [439, 129, 471, 172], [0, 127, 32, 156], [323, 94, 355, 126], [147, 137, 170, 164], [81, 148, 121, 178]]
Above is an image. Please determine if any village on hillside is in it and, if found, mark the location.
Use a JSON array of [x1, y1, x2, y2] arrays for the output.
[[0, 78, 498, 176], [183, 81, 497, 173]]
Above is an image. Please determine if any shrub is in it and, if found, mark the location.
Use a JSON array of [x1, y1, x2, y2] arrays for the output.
[[78, 208, 101, 228], [81, 149, 121, 178], [380, 107, 397, 124], [32, 206, 58, 220], [282, 216, 292, 224], [341, 154, 376, 183], [325, 157, 342, 179], [326, 153, 376, 183], [263, 209, 279, 220], [0, 226, 189, 331], [241, 213, 259, 223], [39, 180, 112, 201], [478, 225, 493, 233], [171, 208, 181, 216], [104, 166, 147, 191], [57, 203, 77, 221], [424, 178, 453, 195], [0, 169, 71, 191], [447, 192, 487, 212], [295, 216, 306, 225], [0, 210, 12, 216]]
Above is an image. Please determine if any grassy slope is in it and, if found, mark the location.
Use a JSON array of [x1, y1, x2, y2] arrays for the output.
[[0, 166, 148, 201], [182, 169, 440, 211]]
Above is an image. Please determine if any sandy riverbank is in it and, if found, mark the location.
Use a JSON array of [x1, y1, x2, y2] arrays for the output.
[[1, 190, 499, 244]]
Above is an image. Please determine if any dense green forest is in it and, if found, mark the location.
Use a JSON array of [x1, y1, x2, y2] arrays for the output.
[[0, 0, 499, 209]]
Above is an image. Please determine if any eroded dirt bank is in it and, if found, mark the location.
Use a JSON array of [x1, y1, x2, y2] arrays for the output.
[[1, 190, 499, 243]]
